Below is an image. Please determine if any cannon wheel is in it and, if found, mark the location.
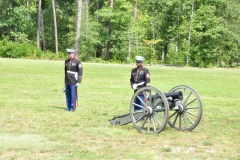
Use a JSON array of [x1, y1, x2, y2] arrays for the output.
[[129, 86, 169, 134], [168, 85, 202, 131]]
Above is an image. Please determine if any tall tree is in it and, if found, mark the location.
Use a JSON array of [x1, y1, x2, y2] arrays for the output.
[[75, 0, 83, 58], [105, 0, 113, 61], [52, 0, 58, 56], [41, 13, 46, 52], [187, 0, 194, 66], [37, 0, 42, 48]]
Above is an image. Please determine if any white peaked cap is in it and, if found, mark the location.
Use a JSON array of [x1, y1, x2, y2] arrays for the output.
[[66, 48, 76, 53], [135, 56, 145, 61]]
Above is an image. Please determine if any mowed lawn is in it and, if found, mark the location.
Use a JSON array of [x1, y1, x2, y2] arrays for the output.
[[0, 58, 239, 160]]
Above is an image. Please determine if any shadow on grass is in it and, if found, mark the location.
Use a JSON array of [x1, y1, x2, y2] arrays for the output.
[[51, 106, 66, 110]]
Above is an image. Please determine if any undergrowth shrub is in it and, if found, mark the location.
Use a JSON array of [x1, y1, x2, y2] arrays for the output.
[[0, 39, 44, 58]]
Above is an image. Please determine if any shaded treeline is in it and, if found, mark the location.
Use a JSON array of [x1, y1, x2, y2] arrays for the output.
[[0, 0, 239, 67]]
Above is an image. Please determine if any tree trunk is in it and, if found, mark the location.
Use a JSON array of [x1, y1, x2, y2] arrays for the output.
[[105, 0, 113, 61], [6, 6, 10, 38], [75, 0, 83, 59], [161, 45, 168, 62], [127, 0, 138, 60], [52, 0, 59, 57], [95, 0, 101, 58], [41, 13, 46, 52], [187, 0, 194, 66], [128, 31, 132, 61], [96, 44, 102, 58], [134, 0, 139, 54], [105, 40, 111, 60], [27, 0, 30, 10], [134, 0, 137, 18], [176, 5, 181, 52], [95, 0, 99, 22], [37, 0, 42, 48], [85, 0, 89, 59], [152, 19, 156, 55]]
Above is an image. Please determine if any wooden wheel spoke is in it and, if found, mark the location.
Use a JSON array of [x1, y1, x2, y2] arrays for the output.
[[186, 110, 198, 117], [153, 113, 162, 126], [133, 102, 145, 109], [184, 112, 195, 125], [183, 92, 192, 105], [185, 98, 197, 107]]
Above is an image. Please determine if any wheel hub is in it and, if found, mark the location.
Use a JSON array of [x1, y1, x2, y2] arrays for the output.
[[178, 104, 185, 113], [144, 106, 153, 115]]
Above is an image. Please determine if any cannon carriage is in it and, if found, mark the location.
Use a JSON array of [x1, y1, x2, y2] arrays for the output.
[[109, 85, 202, 134]]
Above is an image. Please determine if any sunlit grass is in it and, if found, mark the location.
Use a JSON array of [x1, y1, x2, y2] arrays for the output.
[[0, 58, 240, 159]]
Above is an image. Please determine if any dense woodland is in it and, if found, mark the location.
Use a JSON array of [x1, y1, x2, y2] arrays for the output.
[[0, 0, 240, 67]]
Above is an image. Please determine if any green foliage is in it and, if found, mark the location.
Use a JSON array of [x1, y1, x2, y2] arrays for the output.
[[0, 39, 43, 59], [166, 49, 186, 66], [9, 6, 34, 42], [81, 56, 108, 63], [0, 0, 240, 67], [0, 39, 66, 60]]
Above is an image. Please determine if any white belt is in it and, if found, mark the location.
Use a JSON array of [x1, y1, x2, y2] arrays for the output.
[[67, 70, 78, 80], [132, 82, 145, 90], [134, 82, 145, 86]]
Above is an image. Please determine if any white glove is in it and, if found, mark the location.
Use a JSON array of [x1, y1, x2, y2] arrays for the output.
[[132, 84, 137, 90], [76, 83, 80, 87]]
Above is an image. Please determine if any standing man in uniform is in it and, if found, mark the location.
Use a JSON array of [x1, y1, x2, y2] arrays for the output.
[[65, 49, 83, 112], [130, 56, 151, 110]]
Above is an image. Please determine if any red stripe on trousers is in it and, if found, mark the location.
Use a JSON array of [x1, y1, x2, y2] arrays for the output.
[[74, 87, 77, 110]]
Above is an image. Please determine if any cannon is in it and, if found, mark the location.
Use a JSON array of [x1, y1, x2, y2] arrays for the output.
[[109, 85, 202, 134]]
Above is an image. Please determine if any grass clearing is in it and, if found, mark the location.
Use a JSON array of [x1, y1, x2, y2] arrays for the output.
[[0, 58, 240, 159]]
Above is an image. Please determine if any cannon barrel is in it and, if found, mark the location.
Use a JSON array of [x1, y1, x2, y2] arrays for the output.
[[149, 91, 183, 101], [164, 91, 183, 100]]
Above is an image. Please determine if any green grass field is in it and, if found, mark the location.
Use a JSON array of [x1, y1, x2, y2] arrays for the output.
[[0, 58, 239, 159]]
